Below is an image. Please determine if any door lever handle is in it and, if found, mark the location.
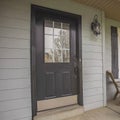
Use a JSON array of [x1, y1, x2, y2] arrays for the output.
[[74, 66, 78, 75]]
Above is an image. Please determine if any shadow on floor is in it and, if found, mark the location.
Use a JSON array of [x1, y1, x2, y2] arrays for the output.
[[107, 97, 120, 114]]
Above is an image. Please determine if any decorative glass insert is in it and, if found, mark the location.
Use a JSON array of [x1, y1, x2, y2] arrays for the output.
[[44, 20, 70, 63]]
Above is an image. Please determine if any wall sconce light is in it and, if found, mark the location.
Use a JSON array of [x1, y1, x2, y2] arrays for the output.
[[91, 15, 101, 36]]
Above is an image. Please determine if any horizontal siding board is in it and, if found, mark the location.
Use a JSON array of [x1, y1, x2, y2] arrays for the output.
[[0, 5, 30, 20], [0, 88, 31, 101], [0, 69, 30, 80], [0, 16, 30, 30], [83, 74, 102, 82], [84, 88, 103, 97], [83, 67, 102, 74], [0, 48, 30, 59], [0, 98, 31, 112], [84, 81, 103, 90], [84, 101, 104, 111], [84, 94, 103, 104], [0, 0, 31, 120], [0, 38, 30, 49], [83, 60, 102, 67], [18, 117, 31, 120], [83, 52, 102, 60], [0, 59, 30, 68], [0, 107, 31, 120], [82, 30, 102, 40], [0, 27, 30, 39], [83, 39, 102, 46], [0, 0, 30, 12], [83, 45, 102, 52], [0, 79, 30, 90]]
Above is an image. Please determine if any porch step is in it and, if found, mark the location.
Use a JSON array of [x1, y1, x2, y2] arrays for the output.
[[34, 105, 84, 120]]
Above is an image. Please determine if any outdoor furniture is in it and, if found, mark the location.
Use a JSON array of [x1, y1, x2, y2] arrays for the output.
[[106, 70, 120, 100]]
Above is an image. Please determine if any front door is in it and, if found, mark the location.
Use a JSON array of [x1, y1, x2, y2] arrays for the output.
[[32, 6, 81, 112]]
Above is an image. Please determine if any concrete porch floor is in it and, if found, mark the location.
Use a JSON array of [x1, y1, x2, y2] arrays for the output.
[[64, 107, 120, 120], [65, 98, 120, 120], [34, 105, 84, 120], [107, 97, 120, 114], [34, 98, 120, 120]]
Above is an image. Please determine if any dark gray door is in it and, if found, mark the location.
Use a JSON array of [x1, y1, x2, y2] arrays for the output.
[[111, 26, 118, 78], [33, 8, 80, 111], [36, 16, 77, 98], [31, 5, 83, 115]]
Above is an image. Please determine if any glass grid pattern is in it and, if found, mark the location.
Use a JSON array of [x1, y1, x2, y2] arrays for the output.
[[44, 19, 70, 63]]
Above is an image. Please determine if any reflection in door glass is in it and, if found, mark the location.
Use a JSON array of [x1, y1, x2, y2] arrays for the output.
[[63, 50, 70, 62], [54, 22, 61, 35], [44, 20, 53, 35], [45, 35, 53, 49], [44, 20, 70, 63], [54, 49, 62, 62], [45, 49, 53, 63]]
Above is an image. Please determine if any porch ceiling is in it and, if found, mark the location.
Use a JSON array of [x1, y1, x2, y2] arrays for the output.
[[74, 0, 120, 21]]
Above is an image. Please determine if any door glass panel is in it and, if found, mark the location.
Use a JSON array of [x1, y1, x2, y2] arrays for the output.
[[62, 23, 69, 36], [44, 20, 70, 63], [62, 23, 70, 49], [54, 36, 62, 49], [45, 20, 53, 35], [45, 49, 53, 63], [54, 49, 62, 62], [54, 22, 61, 35], [45, 35, 53, 49], [63, 50, 70, 62]]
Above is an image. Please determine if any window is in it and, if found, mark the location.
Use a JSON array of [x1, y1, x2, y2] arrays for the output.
[[44, 20, 70, 63]]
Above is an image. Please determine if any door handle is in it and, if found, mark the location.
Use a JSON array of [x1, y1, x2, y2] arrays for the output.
[[73, 56, 78, 76], [74, 66, 78, 75]]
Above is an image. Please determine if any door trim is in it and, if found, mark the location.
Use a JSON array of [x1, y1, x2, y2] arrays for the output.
[[31, 4, 83, 118], [111, 26, 118, 78]]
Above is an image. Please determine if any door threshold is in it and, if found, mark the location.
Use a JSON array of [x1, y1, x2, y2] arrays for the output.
[[34, 105, 84, 120], [37, 95, 77, 111]]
